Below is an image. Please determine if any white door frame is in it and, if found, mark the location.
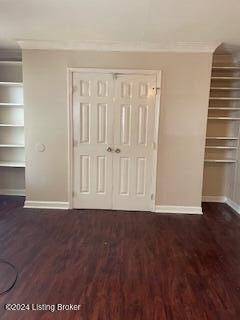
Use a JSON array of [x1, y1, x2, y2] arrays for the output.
[[67, 68, 162, 211]]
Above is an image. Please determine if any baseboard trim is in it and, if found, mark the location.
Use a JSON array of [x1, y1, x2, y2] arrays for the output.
[[24, 201, 70, 210], [225, 198, 240, 214], [202, 196, 227, 203], [0, 189, 25, 196], [202, 196, 240, 214], [155, 205, 203, 215]]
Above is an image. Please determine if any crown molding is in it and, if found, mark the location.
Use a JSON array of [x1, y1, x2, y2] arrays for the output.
[[17, 40, 221, 53]]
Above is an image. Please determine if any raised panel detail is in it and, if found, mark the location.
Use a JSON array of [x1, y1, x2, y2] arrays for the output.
[[80, 156, 90, 193], [139, 82, 148, 98], [97, 80, 108, 97], [119, 157, 130, 195], [97, 156, 106, 194], [97, 104, 107, 143], [136, 158, 146, 195], [80, 103, 90, 143], [80, 80, 90, 96], [138, 105, 148, 145], [120, 104, 131, 145], [121, 82, 132, 98]]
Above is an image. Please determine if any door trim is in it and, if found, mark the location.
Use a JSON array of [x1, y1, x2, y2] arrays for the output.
[[67, 68, 162, 211]]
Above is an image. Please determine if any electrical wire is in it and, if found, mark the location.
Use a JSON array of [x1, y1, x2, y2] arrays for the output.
[[0, 259, 18, 295]]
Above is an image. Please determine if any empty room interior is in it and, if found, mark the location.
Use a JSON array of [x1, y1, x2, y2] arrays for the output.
[[0, 0, 240, 319]]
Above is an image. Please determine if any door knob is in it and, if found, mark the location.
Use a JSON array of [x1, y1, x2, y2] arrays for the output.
[[115, 148, 121, 153], [106, 147, 113, 152]]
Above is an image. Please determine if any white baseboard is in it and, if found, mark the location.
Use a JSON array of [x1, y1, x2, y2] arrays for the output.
[[202, 196, 240, 214], [0, 189, 25, 196], [225, 198, 240, 214], [155, 205, 203, 215], [202, 196, 227, 203], [22, 198, 240, 214], [24, 201, 70, 210]]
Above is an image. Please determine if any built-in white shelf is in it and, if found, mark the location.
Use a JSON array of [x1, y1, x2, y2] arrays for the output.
[[0, 61, 22, 65], [205, 146, 237, 150], [208, 117, 240, 120], [0, 144, 24, 148], [209, 97, 240, 100], [206, 137, 239, 140], [212, 66, 240, 70], [0, 102, 23, 107], [204, 159, 237, 163], [0, 81, 23, 86], [211, 76, 240, 80], [211, 87, 240, 90], [0, 124, 24, 127], [0, 60, 25, 196], [0, 161, 25, 168], [208, 107, 240, 110]]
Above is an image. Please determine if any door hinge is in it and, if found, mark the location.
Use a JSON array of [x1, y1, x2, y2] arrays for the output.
[[152, 142, 156, 150], [151, 193, 154, 200], [73, 140, 78, 147]]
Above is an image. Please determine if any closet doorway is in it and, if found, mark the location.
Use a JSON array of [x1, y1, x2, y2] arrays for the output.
[[69, 69, 161, 211]]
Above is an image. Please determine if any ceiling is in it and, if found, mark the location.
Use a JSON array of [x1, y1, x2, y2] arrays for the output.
[[0, 0, 240, 52]]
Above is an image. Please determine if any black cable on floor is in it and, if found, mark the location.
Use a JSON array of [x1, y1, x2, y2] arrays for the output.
[[0, 259, 18, 295]]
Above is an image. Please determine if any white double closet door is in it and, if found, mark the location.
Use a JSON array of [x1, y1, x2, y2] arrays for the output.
[[72, 70, 159, 211]]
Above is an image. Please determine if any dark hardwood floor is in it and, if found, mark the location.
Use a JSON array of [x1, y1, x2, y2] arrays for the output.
[[0, 196, 239, 319]]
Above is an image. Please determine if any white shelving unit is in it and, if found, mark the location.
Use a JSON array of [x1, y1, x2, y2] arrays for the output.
[[203, 56, 240, 203], [204, 63, 240, 164], [0, 60, 25, 195]]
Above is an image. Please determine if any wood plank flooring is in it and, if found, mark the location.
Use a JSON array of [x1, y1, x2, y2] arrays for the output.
[[0, 196, 239, 319]]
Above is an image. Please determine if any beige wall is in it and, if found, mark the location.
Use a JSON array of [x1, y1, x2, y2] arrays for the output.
[[22, 50, 212, 207]]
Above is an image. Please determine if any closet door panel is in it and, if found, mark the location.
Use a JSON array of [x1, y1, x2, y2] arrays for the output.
[[112, 74, 157, 211], [72, 72, 114, 209]]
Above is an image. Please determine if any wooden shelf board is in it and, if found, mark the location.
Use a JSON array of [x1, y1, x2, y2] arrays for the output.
[[205, 146, 237, 150], [0, 161, 25, 168], [204, 159, 237, 163], [206, 137, 239, 140], [0, 144, 24, 148], [208, 117, 240, 120]]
